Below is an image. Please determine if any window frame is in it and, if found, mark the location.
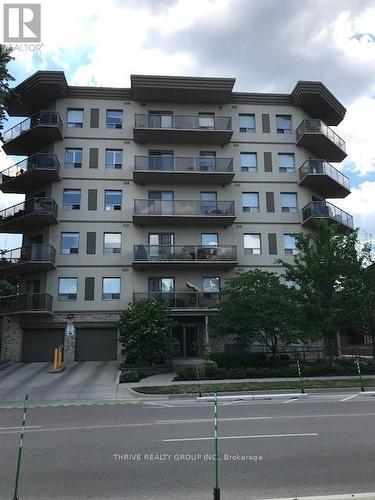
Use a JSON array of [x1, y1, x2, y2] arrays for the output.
[[102, 277, 121, 300], [278, 153, 295, 173], [67, 108, 84, 128], [242, 192, 260, 213], [243, 233, 262, 255], [276, 114, 292, 134], [106, 109, 123, 129], [283, 233, 299, 255], [105, 149, 123, 169], [202, 277, 220, 294], [65, 148, 83, 169], [103, 232, 122, 255], [239, 114, 255, 133], [58, 277, 78, 301], [63, 189, 81, 210], [280, 192, 298, 213], [61, 232, 80, 255], [240, 152, 258, 172], [104, 190, 122, 211]]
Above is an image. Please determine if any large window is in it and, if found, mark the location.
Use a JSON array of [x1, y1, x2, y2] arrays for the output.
[[240, 152, 257, 172], [63, 189, 81, 210], [105, 149, 123, 169], [278, 153, 295, 172], [244, 233, 261, 254], [61, 232, 79, 255], [148, 277, 175, 292], [105, 190, 122, 211], [239, 114, 255, 133], [202, 277, 220, 293], [58, 277, 78, 301], [242, 192, 260, 212], [67, 108, 83, 128], [102, 277, 121, 300], [201, 233, 218, 246], [106, 110, 123, 129], [65, 148, 83, 169], [198, 112, 215, 129], [281, 192, 298, 213], [283, 234, 298, 255], [276, 115, 292, 134], [103, 233, 122, 254]]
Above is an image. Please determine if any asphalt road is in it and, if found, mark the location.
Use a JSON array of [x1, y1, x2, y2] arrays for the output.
[[1, 392, 375, 500]]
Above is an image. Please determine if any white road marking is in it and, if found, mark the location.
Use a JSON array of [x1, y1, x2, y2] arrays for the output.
[[282, 398, 298, 404], [340, 394, 358, 402], [144, 402, 174, 408], [0, 425, 42, 430], [162, 432, 319, 442]]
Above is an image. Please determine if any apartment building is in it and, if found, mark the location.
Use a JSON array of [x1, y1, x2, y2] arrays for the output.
[[0, 71, 353, 363]]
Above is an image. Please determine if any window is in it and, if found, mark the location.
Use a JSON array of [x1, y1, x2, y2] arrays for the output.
[[241, 152, 257, 172], [199, 151, 216, 171], [61, 233, 79, 255], [281, 192, 298, 213], [105, 149, 123, 169], [67, 108, 83, 128], [244, 233, 261, 254], [242, 192, 260, 212], [199, 112, 215, 129], [239, 114, 255, 132], [105, 190, 122, 211], [200, 192, 217, 214], [58, 277, 78, 301], [106, 110, 123, 129], [65, 148, 83, 169], [149, 111, 173, 128], [278, 153, 295, 172], [104, 233, 122, 254], [202, 277, 220, 293], [283, 234, 298, 255], [202, 234, 218, 246], [148, 151, 173, 171], [102, 277, 121, 300], [276, 115, 292, 134], [63, 189, 81, 210], [148, 277, 175, 292]]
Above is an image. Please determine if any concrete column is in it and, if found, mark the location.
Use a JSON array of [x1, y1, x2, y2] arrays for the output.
[[63, 323, 76, 363], [1, 316, 23, 361]]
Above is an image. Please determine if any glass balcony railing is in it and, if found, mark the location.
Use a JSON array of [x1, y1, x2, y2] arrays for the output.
[[133, 292, 219, 309], [3, 111, 63, 143], [0, 293, 53, 314], [134, 156, 233, 173], [135, 114, 232, 131], [0, 153, 60, 185], [0, 244, 56, 266], [299, 159, 350, 190], [0, 198, 58, 224], [302, 201, 354, 229], [134, 200, 235, 217], [134, 245, 237, 262], [296, 119, 346, 153]]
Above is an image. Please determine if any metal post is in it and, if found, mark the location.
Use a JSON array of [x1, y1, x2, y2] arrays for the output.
[[297, 360, 305, 394], [213, 392, 220, 500], [356, 358, 365, 392], [196, 365, 202, 398], [13, 394, 29, 500]]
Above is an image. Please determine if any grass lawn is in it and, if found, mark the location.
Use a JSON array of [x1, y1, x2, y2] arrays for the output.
[[133, 378, 375, 395]]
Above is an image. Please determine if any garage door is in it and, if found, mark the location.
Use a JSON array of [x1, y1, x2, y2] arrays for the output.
[[75, 328, 117, 361], [22, 329, 65, 362]]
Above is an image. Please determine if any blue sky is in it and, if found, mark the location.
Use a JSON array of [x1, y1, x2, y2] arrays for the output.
[[1, 0, 375, 249]]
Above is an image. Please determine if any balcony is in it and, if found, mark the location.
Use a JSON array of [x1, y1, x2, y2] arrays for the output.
[[0, 293, 53, 316], [299, 160, 350, 198], [133, 156, 234, 185], [133, 245, 237, 270], [0, 198, 58, 233], [134, 114, 233, 144], [296, 119, 346, 162], [134, 292, 219, 311], [133, 200, 236, 226], [0, 245, 56, 275], [302, 201, 354, 233], [0, 154, 60, 194], [2, 111, 63, 155]]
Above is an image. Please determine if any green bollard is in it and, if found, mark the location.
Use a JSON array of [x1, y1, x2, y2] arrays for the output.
[[213, 392, 220, 500], [297, 360, 305, 394], [13, 394, 29, 500], [356, 358, 365, 392]]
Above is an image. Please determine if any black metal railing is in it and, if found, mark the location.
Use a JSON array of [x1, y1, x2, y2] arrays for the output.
[[0, 198, 58, 223], [134, 245, 237, 262], [3, 111, 63, 143], [296, 119, 346, 152], [302, 201, 354, 229], [134, 156, 233, 172], [0, 153, 60, 185], [134, 292, 219, 309], [0, 293, 53, 314], [299, 159, 349, 189], [135, 114, 232, 130], [134, 200, 235, 216], [0, 244, 56, 266]]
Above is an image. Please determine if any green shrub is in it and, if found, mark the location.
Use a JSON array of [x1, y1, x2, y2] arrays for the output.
[[176, 366, 198, 381], [120, 369, 142, 383], [209, 352, 266, 369], [202, 360, 218, 377]]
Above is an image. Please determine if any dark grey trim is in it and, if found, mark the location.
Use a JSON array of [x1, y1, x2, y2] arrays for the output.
[[86, 232, 96, 254], [262, 114, 271, 133], [89, 148, 98, 169], [87, 189, 97, 211], [268, 233, 278, 255], [266, 192, 275, 213], [264, 152, 273, 173], [61, 177, 132, 182], [57, 265, 130, 268], [90, 108, 100, 128], [59, 220, 133, 223], [84, 277, 95, 301]]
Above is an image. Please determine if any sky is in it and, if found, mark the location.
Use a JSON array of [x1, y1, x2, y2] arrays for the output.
[[1, 0, 375, 249]]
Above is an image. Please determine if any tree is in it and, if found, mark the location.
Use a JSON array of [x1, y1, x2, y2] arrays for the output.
[[212, 270, 304, 358], [0, 277, 16, 297], [118, 299, 173, 365], [0, 45, 15, 139], [278, 221, 367, 358]]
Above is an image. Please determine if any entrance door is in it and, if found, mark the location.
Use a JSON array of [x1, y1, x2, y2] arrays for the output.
[[171, 324, 199, 358]]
